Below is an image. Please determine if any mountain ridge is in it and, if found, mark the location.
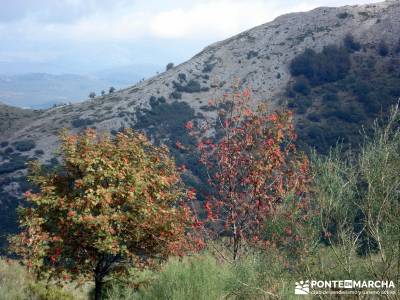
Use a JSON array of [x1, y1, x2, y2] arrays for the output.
[[0, 0, 400, 203]]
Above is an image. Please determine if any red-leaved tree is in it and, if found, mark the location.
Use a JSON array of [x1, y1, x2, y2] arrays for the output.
[[187, 88, 310, 260]]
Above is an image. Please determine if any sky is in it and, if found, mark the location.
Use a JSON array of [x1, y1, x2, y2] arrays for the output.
[[0, 0, 382, 75]]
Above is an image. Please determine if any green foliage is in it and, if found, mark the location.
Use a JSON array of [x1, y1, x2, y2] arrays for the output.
[[289, 40, 400, 153], [0, 259, 79, 300], [137, 255, 229, 300], [246, 50, 258, 59], [378, 40, 389, 56], [13, 140, 36, 152], [290, 46, 351, 85], [0, 153, 30, 175], [343, 34, 361, 52], [135, 100, 207, 192], [292, 76, 311, 95], [337, 12, 352, 19], [173, 80, 208, 93], [170, 91, 182, 99], [71, 118, 94, 128]]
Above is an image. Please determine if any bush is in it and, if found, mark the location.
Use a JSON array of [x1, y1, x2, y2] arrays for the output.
[[166, 62, 174, 71], [0, 154, 29, 174], [337, 12, 351, 19], [0, 259, 79, 300], [35, 149, 45, 156], [290, 45, 351, 85], [173, 80, 203, 93], [378, 40, 389, 56], [202, 63, 216, 73], [71, 118, 94, 128], [292, 76, 311, 95], [344, 34, 361, 52], [170, 91, 182, 99], [137, 255, 228, 300], [13, 140, 35, 152], [178, 73, 186, 82], [246, 50, 258, 59], [4, 147, 13, 155], [322, 92, 339, 103]]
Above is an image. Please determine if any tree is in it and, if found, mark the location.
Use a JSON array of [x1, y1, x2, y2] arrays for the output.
[[101, 90, 105, 96], [10, 129, 196, 300], [343, 34, 361, 52], [378, 40, 389, 57], [187, 88, 310, 260], [166, 62, 174, 71], [89, 92, 96, 99], [109, 86, 116, 94]]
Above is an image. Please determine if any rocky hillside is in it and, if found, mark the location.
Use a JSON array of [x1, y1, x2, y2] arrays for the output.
[[0, 0, 400, 248]]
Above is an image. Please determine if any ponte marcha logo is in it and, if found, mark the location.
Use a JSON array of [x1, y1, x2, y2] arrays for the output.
[[294, 279, 396, 295], [295, 280, 310, 294]]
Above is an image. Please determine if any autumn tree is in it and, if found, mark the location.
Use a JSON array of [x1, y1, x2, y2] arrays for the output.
[[10, 129, 195, 300], [187, 88, 310, 260]]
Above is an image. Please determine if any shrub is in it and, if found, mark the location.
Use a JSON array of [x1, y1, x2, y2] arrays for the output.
[[89, 92, 96, 99], [293, 76, 311, 95], [322, 92, 339, 103], [343, 34, 361, 52], [138, 255, 228, 300], [109, 86, 116, 94], [0, 259, 81, 300], [13, 140, 35, 152], [378, 40, 389, 56], [337, 12, 351, 19], [202, 63, 215, 73], [71, 118, 94, 128], [178, 73, 186, 82], [34, 149, 44, 156], [307, 113, 321, 122], [4, 147, 14, 155], [157, 96, 166, 103], [149, 96, 158, 107], [173, 80, 202, 93], [246, 50, 258, 59], [0, 154, 29, 175], [170, 91, 182, 99], [166, 62, 174, 71], [290, 45, 351, 85]]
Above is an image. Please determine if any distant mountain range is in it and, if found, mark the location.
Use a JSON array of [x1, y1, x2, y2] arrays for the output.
[[0, 64, 161, 108]]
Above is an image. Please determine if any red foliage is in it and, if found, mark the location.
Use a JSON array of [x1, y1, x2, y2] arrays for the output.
[[187, 88, 310, 259]]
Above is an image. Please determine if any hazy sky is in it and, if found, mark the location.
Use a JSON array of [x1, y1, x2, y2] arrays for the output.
[[0, 0, 382, 74]]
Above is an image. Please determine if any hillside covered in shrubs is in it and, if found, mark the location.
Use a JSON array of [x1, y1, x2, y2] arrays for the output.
[[1, 95, 399, 299]]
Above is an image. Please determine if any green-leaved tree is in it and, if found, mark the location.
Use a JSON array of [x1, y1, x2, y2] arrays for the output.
[[10, 129, 195, 300]]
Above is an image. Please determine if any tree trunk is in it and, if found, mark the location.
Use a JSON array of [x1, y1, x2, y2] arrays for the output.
[[94, 276, 103, 300]]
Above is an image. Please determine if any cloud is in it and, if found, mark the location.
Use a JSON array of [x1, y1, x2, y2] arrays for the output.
[[0, 0, 383, 73], [1, 0, 382, 43]]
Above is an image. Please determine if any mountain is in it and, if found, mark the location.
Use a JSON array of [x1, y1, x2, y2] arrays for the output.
[[0, 0, 400, 248], [0, 64, 161, 109]]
